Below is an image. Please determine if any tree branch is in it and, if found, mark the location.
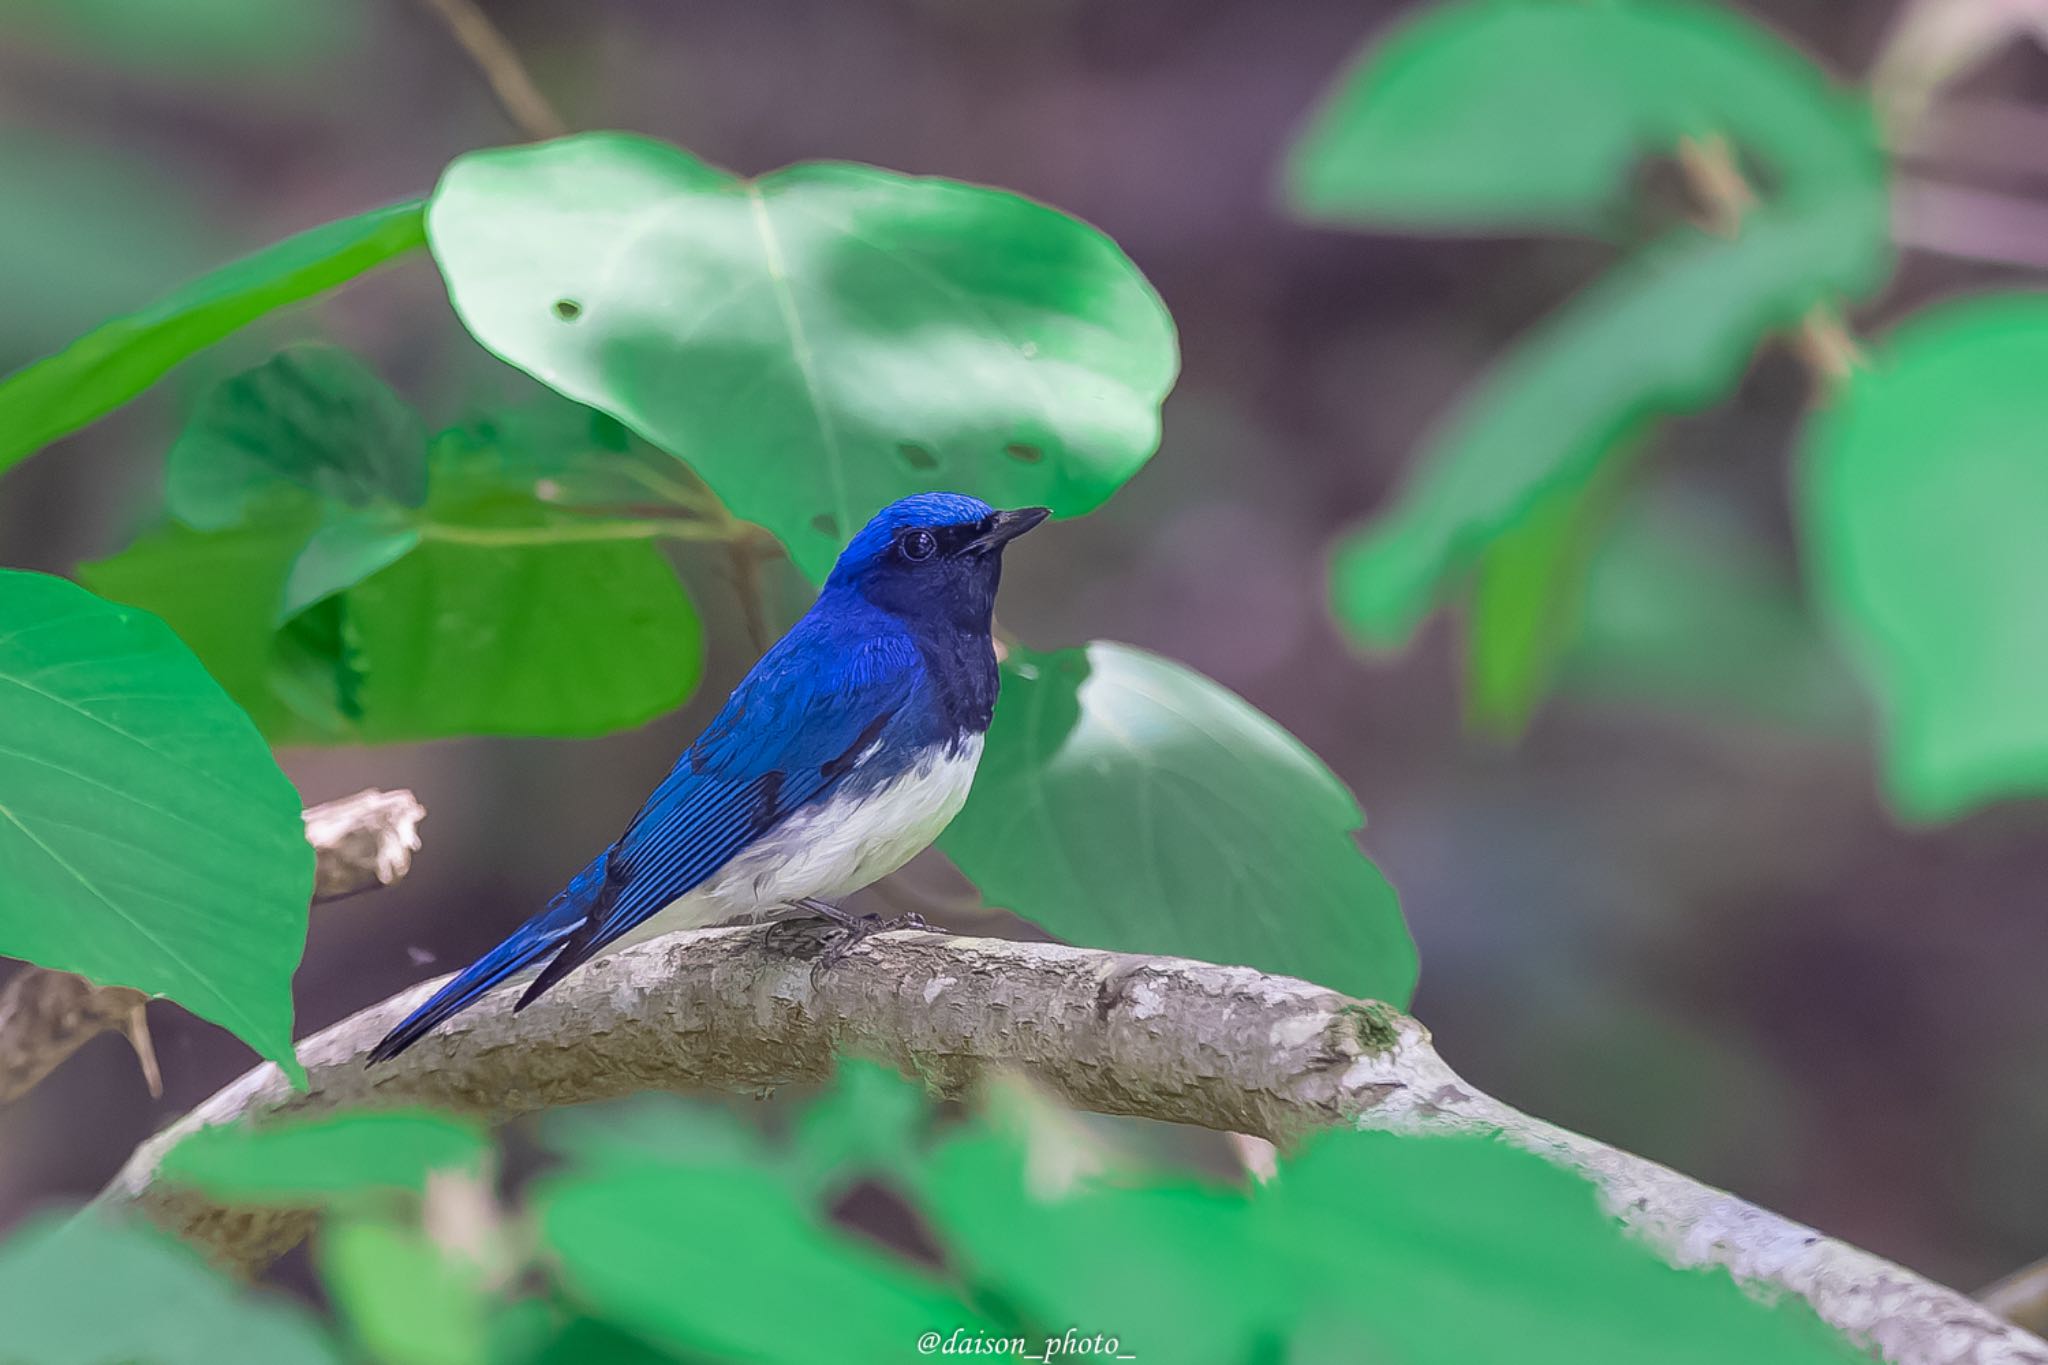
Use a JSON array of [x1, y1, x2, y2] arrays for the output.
[[96, 923, 2044, 1365], [0, 789, 424, 1105]]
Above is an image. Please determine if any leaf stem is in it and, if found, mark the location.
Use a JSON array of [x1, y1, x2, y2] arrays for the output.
[[418, 518, 740, 549], [1675, 133, 1867, 386], [413, 0, 567, 141]]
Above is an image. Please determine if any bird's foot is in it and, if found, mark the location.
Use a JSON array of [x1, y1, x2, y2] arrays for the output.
[[796, 901, 936, 974]]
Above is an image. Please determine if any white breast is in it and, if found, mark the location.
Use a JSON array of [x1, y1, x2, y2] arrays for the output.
[[689, 733, 985, 920]]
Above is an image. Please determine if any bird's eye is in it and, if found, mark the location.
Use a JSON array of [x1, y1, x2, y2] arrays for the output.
[[900, 528, 938, 562]]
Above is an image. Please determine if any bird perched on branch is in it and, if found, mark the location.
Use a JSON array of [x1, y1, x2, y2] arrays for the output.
[[368, 493, 1047, 1063]]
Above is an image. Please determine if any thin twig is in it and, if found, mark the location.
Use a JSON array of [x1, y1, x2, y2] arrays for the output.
[[1674, 134, 1866, 386], [413, 0, 568, 141], [1985, 1259, 2048, 1338], [728, 538, 771, 655]]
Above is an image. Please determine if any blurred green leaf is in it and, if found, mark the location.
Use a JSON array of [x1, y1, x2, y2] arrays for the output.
[[539, 1093, 765, 1173], [1272, 1131, 1862, 1365], [940, 642, 1414, 1006], [791, 1058, 931, 1196], [0, 1212, 335, 1365], [1798, 292, 2048, 820], [1286, 0, 1876, 234], [162, 1110, 487, 1204], [539, 1162, 989, 1362], [0, 0, 362, 75], [913, 1122, 1288, 1360], [1562, 475, 1857, 732], [0, 571, 314, 1079], [1462, 456, 1632, 737], [321, 1218, 489, 1365], [167, 344, 428, 532], [0, 133, 215, 359], [0, 200, 425, 474], [426, 132, 1178, 578], [1331, 195, 1890, 650]]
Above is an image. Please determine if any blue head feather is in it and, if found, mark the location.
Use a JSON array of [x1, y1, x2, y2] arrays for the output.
[[824, 493, 1047, 629]]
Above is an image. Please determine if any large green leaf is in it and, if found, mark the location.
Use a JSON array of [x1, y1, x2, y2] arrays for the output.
[[426, 132, 1178, 578], [539, 1162, 989, 1362], [940, 642, 1414, 1006], [1798, 292, 2048, 820], [162, 1110, 488, 1204], [0, 1212, 335, 1365], [1285, 0, 1876, 233], [0, 572, 314, 1078], [1331, 195, 1891, 650], [0, 200, 424, 473]]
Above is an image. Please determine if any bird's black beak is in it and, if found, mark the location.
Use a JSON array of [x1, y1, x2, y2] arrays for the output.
[[967, 506, 1050, 552]]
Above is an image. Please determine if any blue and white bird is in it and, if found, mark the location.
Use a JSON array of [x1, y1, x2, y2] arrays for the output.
[[367, 492, 1047, 1063]]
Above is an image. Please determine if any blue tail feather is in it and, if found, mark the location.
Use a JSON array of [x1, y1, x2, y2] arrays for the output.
[[365, 858, 603, 1064]]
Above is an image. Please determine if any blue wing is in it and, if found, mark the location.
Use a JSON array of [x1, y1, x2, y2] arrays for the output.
[[367, 614, 928, 1063]]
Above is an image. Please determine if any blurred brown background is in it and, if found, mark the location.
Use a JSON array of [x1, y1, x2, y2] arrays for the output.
[[4, 0, 2047, 1295]]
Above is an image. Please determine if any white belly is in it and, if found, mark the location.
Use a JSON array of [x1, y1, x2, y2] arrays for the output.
[[624, 734, 984, 942]]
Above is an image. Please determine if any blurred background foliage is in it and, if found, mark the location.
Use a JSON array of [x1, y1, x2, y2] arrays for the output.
[[4, 0, 2048, 1335]]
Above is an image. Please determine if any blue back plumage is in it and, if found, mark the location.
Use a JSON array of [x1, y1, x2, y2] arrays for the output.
[[368, 493, 1046, 1063]]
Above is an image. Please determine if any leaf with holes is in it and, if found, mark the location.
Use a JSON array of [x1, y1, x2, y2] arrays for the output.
[[0, 200, 424, 474], [1800, 292, 2048, 820], [0, 571, 315, 1080], [940, 642, 1414, 1006], [425, 132, 1178, 578]]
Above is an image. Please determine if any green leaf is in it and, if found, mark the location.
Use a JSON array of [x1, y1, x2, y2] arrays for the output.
[[0, 200, 425, 474], [78, 514, 351, 744], [321, 1218, 489, 1365], [162, 1110, 487, 1204], [83, 422, 706, 745], [540, 1162, 989, 1362], [1797, 292, 2048, 820], [913, 1123, 1291, 1360], [166, 344, 429, 532], [0, 571, 314, 1079], [0, 132, 216, 359], [1332, 195, 1891, 651], [941, 642, 1414, 1006], [1462, 456, 1633, 738], [0, 1212, 336, 1365], [1271, 1131, 1862, 1365], [426, 132, 1178, 578], [342, 534, 701, 741], [539, 1093, 766, 1172], [0, 0, 363, 76], [1285, 0, 1877, 233], [1562, 474, 1858, 733]]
